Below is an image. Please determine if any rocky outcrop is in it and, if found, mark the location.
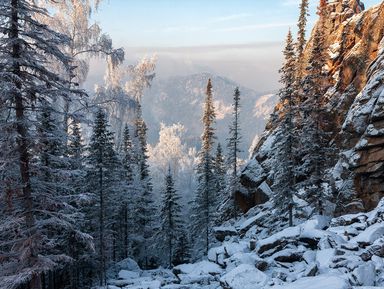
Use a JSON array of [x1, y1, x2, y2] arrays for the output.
[[241, 0, 384, 213]]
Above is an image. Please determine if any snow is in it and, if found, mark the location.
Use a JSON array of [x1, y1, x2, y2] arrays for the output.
[[352, 223, 384, 244], [316, 249, 335, 269], [174, 260, 222, 276], [270, 275, 350, 289], [238, 211, 266, 233], [220, 264, 268, 289], [352, 262, 376, 286], [118, 270, 140, 280], [257, 226, 301, 252], [105, 199, 384, 289]]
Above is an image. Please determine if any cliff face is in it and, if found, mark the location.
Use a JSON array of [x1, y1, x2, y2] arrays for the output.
[[240, 0, 384, 213]]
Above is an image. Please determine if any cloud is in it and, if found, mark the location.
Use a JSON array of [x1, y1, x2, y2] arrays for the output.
[[215, 22, 295, 32], [210, 13, 253, 23], [282, 0, 300, 6], [162, 25, 206, 33], [281, 0, 318, 7]]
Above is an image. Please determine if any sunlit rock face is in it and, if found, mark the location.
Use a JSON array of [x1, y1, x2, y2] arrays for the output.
[[241, 1, 384, 213]]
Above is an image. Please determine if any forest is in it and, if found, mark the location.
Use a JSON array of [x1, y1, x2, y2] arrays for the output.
[[2, 0, 384, 289]]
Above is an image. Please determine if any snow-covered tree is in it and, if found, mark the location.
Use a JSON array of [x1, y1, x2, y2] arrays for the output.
[[40, 0, 124, 137], [299, 21, 331, 215], [0, 1, 90, 288], [159, 167, 184, 267], [226, 87, 242, 196], [94, 56, 157, 146], [191, 79, 217, 257], [118, 124, 135, 259], [296, 0, 310, 79], [272, 30, 297, 226], [86, 108, 119, 286], [214, 143, 226, 198], [132, 104, 157, 269]]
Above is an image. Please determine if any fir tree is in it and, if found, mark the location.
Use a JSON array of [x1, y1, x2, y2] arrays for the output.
[[0, 1, 89, 288], [133, 103, 157, 269], [173, 233, 191, 266], [86, 108, 119, 286], [299, 22, 330, 215], [191, 79, 217, 256], [214, 143, 226, 197], [226, 87, 242, 196], [159, 166, 184, 267], [273, 30, 297, 227], [296, 0, 310, 78], [118, 124, 135, 259]]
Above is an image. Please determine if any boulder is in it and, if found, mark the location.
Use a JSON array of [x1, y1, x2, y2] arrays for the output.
[[213, 226, 238, 242]]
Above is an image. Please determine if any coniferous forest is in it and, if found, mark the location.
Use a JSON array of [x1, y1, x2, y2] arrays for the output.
[[2, 0, 384, 289]]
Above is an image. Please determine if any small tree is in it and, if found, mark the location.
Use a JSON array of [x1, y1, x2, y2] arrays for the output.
[[86, 108, 119, 286], [296, 0, 310, 79], [214, 143, 226, 198], [191, 79, 217, 257], [133, 103, 157, 268], [226, 87, 242, 197], [159, 167, 184, 267], [299, 22, 330, 215], [272, 30, 297, 226]]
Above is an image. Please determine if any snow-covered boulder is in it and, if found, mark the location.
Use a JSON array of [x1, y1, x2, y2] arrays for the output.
[[173, 260, 222, 276], [213, 226, 238, 242], [352, 262, 376, 286], [257, 226, 301, 254], [270, 275, 350, 289], [220, 264, 268, 289], [118, 269, 140, 280], [106, 257, 141, 279], [352, 223, 384, 245]]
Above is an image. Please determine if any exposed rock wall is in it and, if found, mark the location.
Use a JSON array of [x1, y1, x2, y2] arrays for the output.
[[242, 0, 384, 213]]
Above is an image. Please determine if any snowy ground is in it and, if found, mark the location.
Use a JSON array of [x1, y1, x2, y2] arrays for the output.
[[105, 199, 384, 289]]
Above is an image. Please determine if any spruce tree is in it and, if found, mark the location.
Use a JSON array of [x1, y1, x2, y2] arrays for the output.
[[86, 108, 119, 286], [296, 0, 310, 79], [133, 103, 157, 268], [272, 30, 297, 227], [226, 87, 242, 196], [0, 1, 89, 287], [118, 124, 135, 259], [214, 143, 226, 197], [159, 166, 184, 267], [191, 79, 216, 256], [299, 21, 330, 215]]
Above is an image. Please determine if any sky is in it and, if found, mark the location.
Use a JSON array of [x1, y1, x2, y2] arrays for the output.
[[89, 0, 382, 91]]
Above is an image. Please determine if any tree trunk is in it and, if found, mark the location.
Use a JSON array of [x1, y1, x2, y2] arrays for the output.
[[11, 1, 39, 288], [99, 165, 105, 286]]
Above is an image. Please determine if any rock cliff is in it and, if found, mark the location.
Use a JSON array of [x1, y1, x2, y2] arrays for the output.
[[240, 0, 384, 213]]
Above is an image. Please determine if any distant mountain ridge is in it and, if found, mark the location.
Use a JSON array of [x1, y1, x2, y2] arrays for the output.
[[142, 72, 277, 157]]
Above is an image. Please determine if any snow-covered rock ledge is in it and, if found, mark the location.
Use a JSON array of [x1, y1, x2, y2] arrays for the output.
[[105, 199, 384, 288]]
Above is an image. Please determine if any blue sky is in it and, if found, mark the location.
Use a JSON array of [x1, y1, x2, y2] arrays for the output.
[[94, 0, 381, 47], [87, 0, 382, 92]]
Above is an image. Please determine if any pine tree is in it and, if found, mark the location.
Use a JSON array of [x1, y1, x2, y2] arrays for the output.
[[173, 233, 191, 266], [296, 0, 310, 79], [226, 87, 242, 196], [191, 79, 217, 256], [118, 124, 135, 259], [214, 143, 226, 197], [0, 1, 89, 288], [133, 103, 157, 269], [68, 120, 85, 171], [273, 30, 297, 227], [299, 22, 330, 215], [86, 108, 119, 286], [159, 167, 184, 267]]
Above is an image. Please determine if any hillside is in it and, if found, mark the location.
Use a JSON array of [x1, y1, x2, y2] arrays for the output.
[[142, 73, 277, 157]]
